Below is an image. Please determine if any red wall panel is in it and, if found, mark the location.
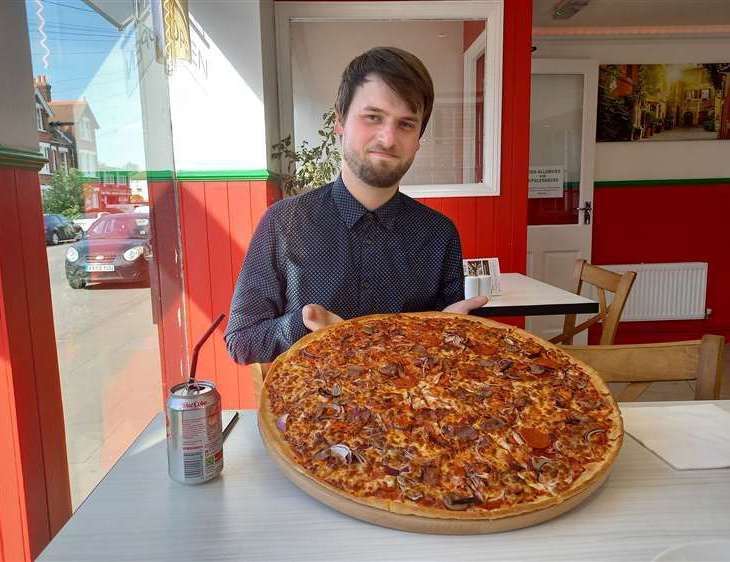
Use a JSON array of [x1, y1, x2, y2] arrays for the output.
[[591, 182, 730, 343], [178, 180, 280, 409], [0, 166, 72, 562], [149, 181, 187, 403]]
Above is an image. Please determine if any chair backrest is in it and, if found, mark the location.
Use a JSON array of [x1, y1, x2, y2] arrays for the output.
[[562, 334, 725, 401], [250, 362, 271, 407], [550, 259, 636, 346]]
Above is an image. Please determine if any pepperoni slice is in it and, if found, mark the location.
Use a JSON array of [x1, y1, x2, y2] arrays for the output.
[[519, 427, 552, 449], [534, 356, 561, 370], [392, 376, 417, 389]]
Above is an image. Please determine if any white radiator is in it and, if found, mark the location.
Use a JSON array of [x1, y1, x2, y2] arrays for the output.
[[598, 262, 708, 322]]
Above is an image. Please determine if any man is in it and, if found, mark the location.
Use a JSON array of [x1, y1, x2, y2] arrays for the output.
[[225, 46, 488, 364]]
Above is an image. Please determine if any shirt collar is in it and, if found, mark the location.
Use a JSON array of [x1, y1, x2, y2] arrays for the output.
[[331, 175, 403, 231]]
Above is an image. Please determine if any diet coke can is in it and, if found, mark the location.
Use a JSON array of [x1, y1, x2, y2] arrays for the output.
[[166, 380, 223, 484]]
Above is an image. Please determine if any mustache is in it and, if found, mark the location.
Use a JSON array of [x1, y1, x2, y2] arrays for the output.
[[367, 146, 398, 157]]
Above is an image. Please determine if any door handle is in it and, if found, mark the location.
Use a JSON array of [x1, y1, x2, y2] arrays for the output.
[[576, 201, 592, 225]]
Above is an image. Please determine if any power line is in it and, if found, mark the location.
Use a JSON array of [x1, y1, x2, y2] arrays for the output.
[[42, 0, 97, 14]]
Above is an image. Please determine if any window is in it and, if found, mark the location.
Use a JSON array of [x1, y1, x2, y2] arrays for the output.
[[36, 103, 45, 131], [39, 142, 51, 174], [50, 146, 58, 173], [78, 117, 91, 141], [276, 1, 504, 198], [59, 147, 69, 171]]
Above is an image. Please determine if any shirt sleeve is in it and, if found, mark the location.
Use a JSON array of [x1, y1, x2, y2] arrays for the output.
[[224, 207, 309, 364], [435, 223, 465, 310]]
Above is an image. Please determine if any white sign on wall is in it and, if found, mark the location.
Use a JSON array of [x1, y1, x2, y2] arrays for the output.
[[529, 165, 564, 199]]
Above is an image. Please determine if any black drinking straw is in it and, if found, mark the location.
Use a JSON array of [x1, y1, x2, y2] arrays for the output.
[[188, 313, 225, 387]]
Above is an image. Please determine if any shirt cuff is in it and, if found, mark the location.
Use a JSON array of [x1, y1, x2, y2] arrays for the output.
[[280, 306, 310, 349]]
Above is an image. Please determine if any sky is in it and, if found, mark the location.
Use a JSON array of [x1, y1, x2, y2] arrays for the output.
[[25, 0, 131, 100], [25, 0, 149, 170]]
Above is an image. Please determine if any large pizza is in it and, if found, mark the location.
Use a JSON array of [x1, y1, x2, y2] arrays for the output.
[[258, 313, 622, 533]]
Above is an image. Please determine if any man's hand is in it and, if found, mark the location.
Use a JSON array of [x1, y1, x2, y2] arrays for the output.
[[443, 295, 489, 314], [302, 304, 343, 332]]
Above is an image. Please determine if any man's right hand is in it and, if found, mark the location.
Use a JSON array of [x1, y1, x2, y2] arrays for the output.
[[302, 304, 343, 332]]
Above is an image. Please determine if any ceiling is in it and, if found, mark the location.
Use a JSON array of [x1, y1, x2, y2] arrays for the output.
[[533, 0, 730, 28]]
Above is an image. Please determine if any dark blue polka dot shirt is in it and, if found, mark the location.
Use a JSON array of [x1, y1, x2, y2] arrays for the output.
[[225, 175, 464, 364]]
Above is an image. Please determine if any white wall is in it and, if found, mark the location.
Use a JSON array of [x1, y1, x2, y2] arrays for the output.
[[0, 1, 39, 152], [168, 0, 277, 172], [535, 37, 730, 181], [290, 20, 465, 185]]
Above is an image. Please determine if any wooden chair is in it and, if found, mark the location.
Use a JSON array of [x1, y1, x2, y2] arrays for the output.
[[250, 362, 271, 407], [562, 335, 725, 401], [550, 259, 636, 346]]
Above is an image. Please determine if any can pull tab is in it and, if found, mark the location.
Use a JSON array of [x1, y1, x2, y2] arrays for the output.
[[187, 313, 226, 389]]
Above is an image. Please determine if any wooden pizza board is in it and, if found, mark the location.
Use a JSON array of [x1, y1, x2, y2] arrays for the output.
[[257, 314, 621, 535]]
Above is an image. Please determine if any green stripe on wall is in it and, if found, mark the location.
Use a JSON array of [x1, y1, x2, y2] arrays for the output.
[[176, 169, 277, 181], [81, 170, 280, 182], [0, 144, 47, 170], [595, 178, 730, 187]]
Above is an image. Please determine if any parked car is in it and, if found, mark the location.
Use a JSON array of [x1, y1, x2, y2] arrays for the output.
[[65, 213, 152, 289], [44, 213, 82, 245], [73, 210, 110, 233]]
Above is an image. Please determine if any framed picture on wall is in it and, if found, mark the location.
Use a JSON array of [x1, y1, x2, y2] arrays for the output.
[[597, 63, 730, 142]]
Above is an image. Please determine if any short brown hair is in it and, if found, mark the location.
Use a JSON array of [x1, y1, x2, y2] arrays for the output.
[[335, 47, 434, 137]]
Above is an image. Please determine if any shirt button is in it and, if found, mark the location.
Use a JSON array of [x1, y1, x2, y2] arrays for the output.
[[362, 281, 370, 289], [365, 238, 374, 246]]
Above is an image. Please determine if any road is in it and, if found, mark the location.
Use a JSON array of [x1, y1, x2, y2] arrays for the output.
[[47, 243, 161, 510]]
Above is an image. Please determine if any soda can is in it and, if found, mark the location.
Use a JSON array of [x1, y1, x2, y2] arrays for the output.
[[166, 380, 223, 484]]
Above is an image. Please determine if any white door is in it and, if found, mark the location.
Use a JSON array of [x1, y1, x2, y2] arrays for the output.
[[526, 59, 598, 341]]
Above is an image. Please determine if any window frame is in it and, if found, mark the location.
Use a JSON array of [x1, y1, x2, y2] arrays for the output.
[[36, 103, 45, 131], [39, 142, 51, 174], [274, 0, 504, 198]]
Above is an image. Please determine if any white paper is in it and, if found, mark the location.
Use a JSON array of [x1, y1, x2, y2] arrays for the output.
[[621, 404, 730, 470], [529, 165, 564, 199]]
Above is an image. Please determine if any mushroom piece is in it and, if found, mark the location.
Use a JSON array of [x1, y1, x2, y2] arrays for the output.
[[442, 493, 477, 511], [443, 332, 467, 349], [496, 359, 513, 372], [378, 363, 399, 377]]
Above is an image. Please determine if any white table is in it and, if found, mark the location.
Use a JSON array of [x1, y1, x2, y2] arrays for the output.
[[472, 272, 599, 317], [39, 403, 730, 562]]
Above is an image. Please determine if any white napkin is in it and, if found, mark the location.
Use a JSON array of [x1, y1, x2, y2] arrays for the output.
[[620, 404, 730, 470]]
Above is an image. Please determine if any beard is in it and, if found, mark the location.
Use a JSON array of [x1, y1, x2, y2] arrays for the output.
[[342, 144, 414, 188]]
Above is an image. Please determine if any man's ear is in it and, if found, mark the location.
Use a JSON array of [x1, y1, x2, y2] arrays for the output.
[[334, 112, 344, 135]]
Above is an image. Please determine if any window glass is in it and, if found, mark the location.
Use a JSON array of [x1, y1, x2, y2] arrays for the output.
[[26, 0, 183, 510], [290, 19, 488, 188]]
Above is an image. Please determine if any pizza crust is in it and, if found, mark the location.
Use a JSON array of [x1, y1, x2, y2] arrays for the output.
[[258, 312, 623, 525]]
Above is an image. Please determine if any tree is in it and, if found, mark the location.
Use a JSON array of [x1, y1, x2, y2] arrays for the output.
[[42, 168, 87, 218], [272, 109, 341, 196]]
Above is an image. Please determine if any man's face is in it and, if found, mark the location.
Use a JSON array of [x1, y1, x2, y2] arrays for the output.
[[336, 75, 423, 189]]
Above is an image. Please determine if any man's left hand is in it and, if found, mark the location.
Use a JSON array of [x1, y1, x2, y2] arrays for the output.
[[443, 295, 489, 314]]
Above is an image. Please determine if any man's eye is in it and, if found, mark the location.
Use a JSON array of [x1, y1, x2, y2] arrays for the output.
[[400, 121, 416, 130], [364, 114, 380, 122]]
